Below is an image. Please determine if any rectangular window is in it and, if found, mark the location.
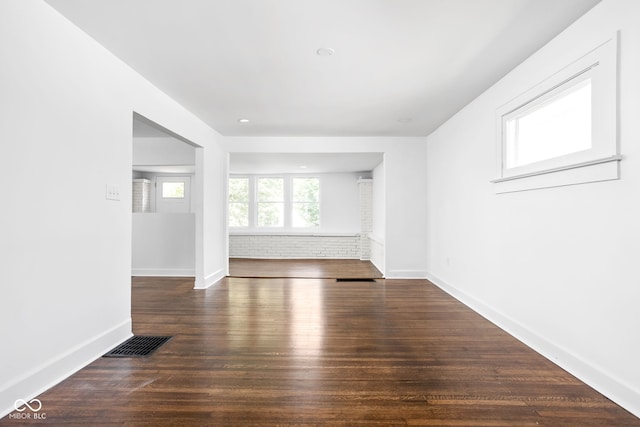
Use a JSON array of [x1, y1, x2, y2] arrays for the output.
[[161, 182, 185, 199], [228, 175, 323, 229], [292, 177, 320, 227], [505, 77, 592, 169], [257, 177, 284, 227], [494, 34, 620, 192], [228, 178, 249, 227]]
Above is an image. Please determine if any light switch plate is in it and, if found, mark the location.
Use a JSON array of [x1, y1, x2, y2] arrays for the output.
[[106, 184, 120, 201]]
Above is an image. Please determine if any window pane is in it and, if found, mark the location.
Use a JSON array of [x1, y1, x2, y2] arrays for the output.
[[162, 182, 185, 198], [292, 202, 320, 227], [228, 178, 249, 227], [258, 202, 284, 227], [505, 78, 592, 169], [257, 178, 283, 201], [293, 178, 319, 202], [229, 203, 249, 227], [228, 178, 249, 202]]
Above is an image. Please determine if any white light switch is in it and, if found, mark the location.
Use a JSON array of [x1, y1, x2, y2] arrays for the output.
[[106, 184, 120, 201]]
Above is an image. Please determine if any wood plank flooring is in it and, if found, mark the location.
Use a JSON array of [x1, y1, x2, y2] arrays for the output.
[[229, 258, 384, 279], [2, 276, 638, 426]]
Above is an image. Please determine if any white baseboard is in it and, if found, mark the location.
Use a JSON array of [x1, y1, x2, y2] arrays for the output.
[[0, 319, 132, 419], [131, 268, 195, 277], [194, 268, 225, 289], [385, 269, 427, 279], [425, 272, 640, 419]]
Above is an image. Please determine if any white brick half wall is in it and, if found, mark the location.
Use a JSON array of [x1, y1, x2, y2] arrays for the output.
[[229, 234, 361, 259]]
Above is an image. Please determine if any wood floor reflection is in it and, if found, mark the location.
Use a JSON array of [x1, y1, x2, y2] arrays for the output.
[[5, 276, 638, 426], [228, 258, 384, 278]]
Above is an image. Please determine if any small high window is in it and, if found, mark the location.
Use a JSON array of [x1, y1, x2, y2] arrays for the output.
[[504, 77, 592, 169], [494, 34, 620, 192]]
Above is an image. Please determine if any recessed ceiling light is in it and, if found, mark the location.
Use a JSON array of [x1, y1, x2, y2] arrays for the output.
[[397, 117, 413, 123], [237, 118, 250, 124], [299, 165, 308, 169], [316, 47, 335, 56]]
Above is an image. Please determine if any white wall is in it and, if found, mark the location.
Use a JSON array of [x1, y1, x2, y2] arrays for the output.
[[370, 161, 386, 272], [320, 173, 361, 233], [425, 0, 640, 417], [0, 0, 226, 417], [133, 137, 195, 166], [132, 213, 195, 276], [226, 137, 427, 278]]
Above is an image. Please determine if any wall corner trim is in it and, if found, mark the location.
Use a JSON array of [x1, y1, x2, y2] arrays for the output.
[[194, 269, 225, 289], [425, 272, 640, 419]]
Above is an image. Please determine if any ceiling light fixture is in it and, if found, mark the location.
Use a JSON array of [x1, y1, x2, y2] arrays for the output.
[[237, 118, 250, 124], [316, 47, 335, 56]]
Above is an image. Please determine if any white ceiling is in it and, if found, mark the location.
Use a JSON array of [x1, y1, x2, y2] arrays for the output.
[[229, 152, 383, 174], [45, 0, 600, 137]]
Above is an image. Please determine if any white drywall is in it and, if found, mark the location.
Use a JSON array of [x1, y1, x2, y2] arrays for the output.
[[0, 0, 226, 417], [133, 137, 195, 166], [425, 0, 640, 417], [321, 173, 361, 233], [226, 137, 427, 278], [132, 213, 195, 276], [370, 161, 386, 272]]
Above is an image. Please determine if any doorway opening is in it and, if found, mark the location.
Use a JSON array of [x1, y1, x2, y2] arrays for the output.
[[227, 152, 386, 279], [131, 114, 199, 280]]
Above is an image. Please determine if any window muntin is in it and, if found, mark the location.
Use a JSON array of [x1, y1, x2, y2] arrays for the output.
[[228, 178, 249, 227], [257, 177, 284, 227], [292, 177, 320, 227], [228, 175, 321, 229]]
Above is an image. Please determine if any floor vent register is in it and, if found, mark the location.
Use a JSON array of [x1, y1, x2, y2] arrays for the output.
[[103, 336, 172, 358]]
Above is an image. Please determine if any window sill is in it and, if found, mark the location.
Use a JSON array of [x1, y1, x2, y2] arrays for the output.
[[492, 155, 622, 194]]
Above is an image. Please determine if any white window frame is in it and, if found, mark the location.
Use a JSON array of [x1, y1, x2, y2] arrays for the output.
[[256, 176, 285, 228], [228, 176, 251, 228], [493, 33, 621, 193], [291, 176, 321, 228], [228, 174, 321, 230], [155, 175, 191, 213]]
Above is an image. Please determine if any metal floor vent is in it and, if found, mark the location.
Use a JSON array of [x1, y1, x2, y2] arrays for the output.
[[336, 278, 377, 282], [104, 336, 171, 358]]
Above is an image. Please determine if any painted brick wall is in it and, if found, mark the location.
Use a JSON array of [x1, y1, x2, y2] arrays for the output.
[[229, 178, 374, 260], [229, 234, 361, 259], [358, 179, 373, 260], [369, 235, 384, 274], [132, 179, 151, 213]]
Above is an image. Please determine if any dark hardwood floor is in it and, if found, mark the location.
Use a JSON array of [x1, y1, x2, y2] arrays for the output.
[[2, 274, 638, 426], [229, 258, 384, 278]]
